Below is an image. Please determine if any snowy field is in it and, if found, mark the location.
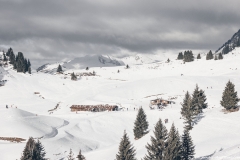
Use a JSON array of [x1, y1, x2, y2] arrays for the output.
[[1, 48, 240, 159]]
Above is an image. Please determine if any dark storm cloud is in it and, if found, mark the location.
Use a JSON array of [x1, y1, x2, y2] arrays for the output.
[[0, 0, 240, 68]]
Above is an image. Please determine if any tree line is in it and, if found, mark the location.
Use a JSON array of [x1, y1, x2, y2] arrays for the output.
[[3, 48, 32, 74], [176, 50, 224, 62]]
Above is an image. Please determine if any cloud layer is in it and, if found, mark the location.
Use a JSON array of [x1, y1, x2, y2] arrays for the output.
[[0, 0, 240, 68]]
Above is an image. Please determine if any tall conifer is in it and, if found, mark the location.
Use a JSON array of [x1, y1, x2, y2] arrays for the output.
[[181, 129, 195, 160], [133, 107, 149, 139], [221, 81, 239, 110], [164, 124, 182, 160], [21, 137, 35, 160], [144, 119, 168, 160], [116, 131, 136, 160]]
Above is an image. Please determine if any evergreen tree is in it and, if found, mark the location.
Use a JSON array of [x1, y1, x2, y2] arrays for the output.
[[13, 62, 17, 70], [6, 47, 13, 57], [71, 72, 77, 80], [57, 64, 63, 73], [3, 53, 7, 61], [116, 131, 136, 160], [133, 107, 149, 139], [191, 85, 204, 115], [177, 52, 183, 60], [214, 54, 218, 60], [27, 59, 31, 68], [198, 89, 208, 109], [218, 53, 223, 60], [126, 64, 130, 69], [68, 148, 75, 160], [183, 50, 194, 62], [164, 124, 182, 160], [24, 58, 28, 73], [16, 52, 25, 72], [181, 92, 194, 130], [9, 52, 16, 64], [222, 45, 229, 54], [76, 150, 86, 160], [32, 140, 46, 160], [167, 58, 170, 63], [181, 129, 195, 160], [86, 67, 89, 70], [206, 50, 213, 60], [197, 53, 201, 59], [28, 67, 32, 74], [144, 119, 168, 160], [220, 81, 239, 110], [21, 137, 35, 160]]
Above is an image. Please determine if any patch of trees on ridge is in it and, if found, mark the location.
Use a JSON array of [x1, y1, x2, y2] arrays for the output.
[[176, 50, 224, 62], [4, 48, 31, 74]]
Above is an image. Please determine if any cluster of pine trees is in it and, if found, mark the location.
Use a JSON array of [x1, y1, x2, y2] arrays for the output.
[[177, 50, 194, 62], [21, 138, 86, 160], [5, 48, 32, 74], [20, 137, 46, 160], [181, 85, 208, 130], [177, 50, 224, 62], [206, 50, 223, 60], [116, 119, 195, 160]]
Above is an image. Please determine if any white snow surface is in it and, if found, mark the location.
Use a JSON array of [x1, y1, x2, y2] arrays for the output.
[[1, 49, 240, 159]]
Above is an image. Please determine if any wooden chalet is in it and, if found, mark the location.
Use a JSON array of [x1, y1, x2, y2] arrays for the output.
[[150, 98, 175, 107], [70, 104, 119, 112]]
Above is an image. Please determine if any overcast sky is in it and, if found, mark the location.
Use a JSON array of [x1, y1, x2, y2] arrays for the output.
[[0, 0, 240, 68]]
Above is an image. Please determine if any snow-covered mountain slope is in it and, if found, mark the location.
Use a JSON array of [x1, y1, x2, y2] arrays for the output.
[[1, 48, 240, 159], [37, 55, 124, 73], [216, 29, 240, 54]]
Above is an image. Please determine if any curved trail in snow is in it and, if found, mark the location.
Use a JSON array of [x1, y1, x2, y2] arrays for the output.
[[44, 120, 69, 139]]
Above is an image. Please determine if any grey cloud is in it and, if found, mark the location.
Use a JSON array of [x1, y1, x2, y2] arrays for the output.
[[0, 0, 240, 68]]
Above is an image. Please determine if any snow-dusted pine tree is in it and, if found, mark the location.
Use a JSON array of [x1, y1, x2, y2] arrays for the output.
[[218, 53, 223, 60], [181, 129, 195, 160], [177, 52, 183, 60], [191, 85, 207, 115], [57, 64, 63, 73], [116, 131, 136, 160], [199, 89, 208, 109], [21, 137, 35, 160], [71, 72, 77, 81], [197, 53, 201, 59], [221, 81, 239, 110], [164, 124, 182, 160], [68, 149, 75, 160], [133, 107, 149, 139], [76, 150, 86, 160], [32, 140, 46, 160], [181, 91, 194, 130], [144, 119, 168, 160]]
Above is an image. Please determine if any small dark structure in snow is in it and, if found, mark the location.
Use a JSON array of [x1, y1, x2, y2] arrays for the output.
[[164, 119, 168, 123], [34, 92, 40, 94], [70, 104, 119, 112]]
